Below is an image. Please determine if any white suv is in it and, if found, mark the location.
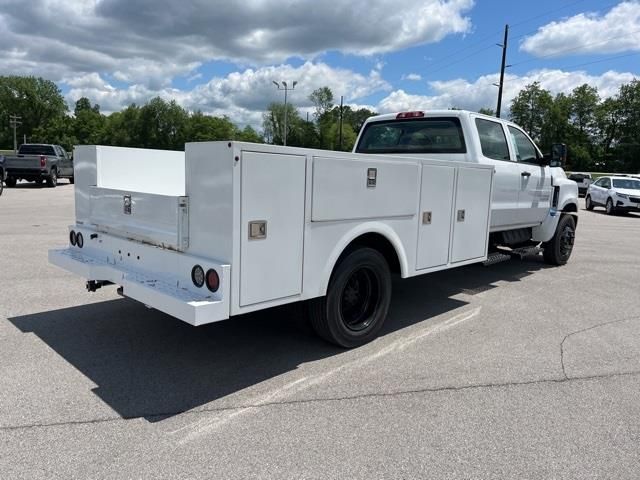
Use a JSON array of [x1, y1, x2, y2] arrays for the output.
[[585, 176, 640, 214]]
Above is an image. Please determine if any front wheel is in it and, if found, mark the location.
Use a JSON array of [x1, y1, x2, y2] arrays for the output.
[[5, 177, 16, 188], [308, 247, 392, 348], [585, 195, 594, 210], [543, 215, 576, 266], [605, 198, 615, 215]]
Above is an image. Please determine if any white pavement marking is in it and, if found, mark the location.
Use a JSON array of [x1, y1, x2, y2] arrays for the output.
[[176, 306, 482, 441]]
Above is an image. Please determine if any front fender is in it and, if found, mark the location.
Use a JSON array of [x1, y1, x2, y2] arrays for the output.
[[532, 178, 578, 242]]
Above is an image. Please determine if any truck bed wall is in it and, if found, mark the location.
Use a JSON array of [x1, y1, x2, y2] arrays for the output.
[[74, 145, 185, 225], [185, 142, 235, 264]]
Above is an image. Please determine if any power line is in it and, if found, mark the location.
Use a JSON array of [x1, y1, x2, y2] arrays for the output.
[[509, 28, 640, 69], [424, 0, 595, 72]]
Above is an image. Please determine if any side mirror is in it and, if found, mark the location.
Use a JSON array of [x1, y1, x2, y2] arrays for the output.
[[550, 143, 567, 168]]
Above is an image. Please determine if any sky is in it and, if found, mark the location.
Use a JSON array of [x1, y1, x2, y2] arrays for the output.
[[1, 0, 639, 128]]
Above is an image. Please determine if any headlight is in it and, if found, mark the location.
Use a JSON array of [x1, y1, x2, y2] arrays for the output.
[[617, 192, 629, 199]]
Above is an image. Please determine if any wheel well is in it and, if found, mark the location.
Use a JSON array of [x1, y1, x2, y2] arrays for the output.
[[562, 202, 578, 226], [338, 233, 401, 275]]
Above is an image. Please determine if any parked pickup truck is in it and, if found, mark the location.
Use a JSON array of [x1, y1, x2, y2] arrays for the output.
[[4, 143, 74, 188], [49, 110, 578, 348]]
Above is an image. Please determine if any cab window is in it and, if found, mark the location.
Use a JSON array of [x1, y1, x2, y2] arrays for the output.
[[475, 118, 510, 161], [355, 118, 466, 154], [508, 127, 539, 163]]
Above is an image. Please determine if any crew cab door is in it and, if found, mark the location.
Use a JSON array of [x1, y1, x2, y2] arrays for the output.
[[506, 126, 552, 224], [55, 146, 72, 176], [473, 117, 521, 230]]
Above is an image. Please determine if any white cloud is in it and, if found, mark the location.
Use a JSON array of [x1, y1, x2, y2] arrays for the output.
[[402, 73, 423, 81], [65, 62, 391, 127], [521, 2, 640, 57], [0, 0, 473, 87], [377, 69, 635, 116]]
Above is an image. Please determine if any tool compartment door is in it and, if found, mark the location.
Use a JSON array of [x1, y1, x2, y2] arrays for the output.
[[240, 151, 306, 307], [416, 164, 456, 270], [451, 167, 493, 263]]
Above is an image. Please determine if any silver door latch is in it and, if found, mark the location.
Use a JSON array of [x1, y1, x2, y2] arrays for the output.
[[367, 168, 377, 187], [457, 209, 466, 222], [248, 221, 267, 239], [123, 195, 132, 215], [422, 211, 432, 224]]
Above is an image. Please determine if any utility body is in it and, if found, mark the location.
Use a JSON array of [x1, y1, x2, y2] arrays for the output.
[[49, 110, 578, 347], [4, 143, 74, 188]]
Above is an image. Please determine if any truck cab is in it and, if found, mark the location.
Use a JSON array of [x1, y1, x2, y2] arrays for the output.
[[353, 110, 578, 259]]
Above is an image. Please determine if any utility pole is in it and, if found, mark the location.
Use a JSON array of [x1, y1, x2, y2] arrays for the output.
[[339, 96, 344, 151], [495, 24, 510, 118], [272, 80, 298, 146], [9, 115, 22, 153]]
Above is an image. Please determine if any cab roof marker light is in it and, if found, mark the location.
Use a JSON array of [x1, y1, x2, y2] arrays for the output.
[[396, 111, 425, 119]]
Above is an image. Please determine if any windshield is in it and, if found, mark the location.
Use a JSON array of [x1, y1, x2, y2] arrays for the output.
[[612, 178, 640, 189], [355, 118, 466, 154], [18, 145, 56, 156]]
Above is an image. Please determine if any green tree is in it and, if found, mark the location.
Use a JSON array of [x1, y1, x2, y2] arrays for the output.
[[187, 111, 236, 142], [262, 102, 303, 146], [0, 76, 68, 148], [509, 82, 554, 145], [235, 125, 263, 143], [136, 97, 189, 150], [614, 80, 640, 172], [100, 105, 142, 147], [477, 107, 495, 116], [73, 97, 105, 145]]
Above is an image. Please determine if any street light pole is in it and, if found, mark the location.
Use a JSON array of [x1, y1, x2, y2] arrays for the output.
[[272, 80, 297, 146]]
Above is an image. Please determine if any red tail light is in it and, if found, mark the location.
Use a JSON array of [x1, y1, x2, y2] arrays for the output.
[[396, 111, 425, 119], [40, 156, 47, 167], [205, 269, 219, 293]]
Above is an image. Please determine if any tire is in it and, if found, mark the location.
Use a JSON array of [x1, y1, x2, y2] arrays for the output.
[[308, 247, 392, 348], [46, 168, 57, 188], [69, 176, 75, 185], [585, 195, 594, 210], [605, 197, 615, 215], [5, 177, 16, 188], [543, 215, 576, 266]]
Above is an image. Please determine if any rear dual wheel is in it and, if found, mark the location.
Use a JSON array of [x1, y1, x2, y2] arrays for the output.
[[308, 247, 392, 348]]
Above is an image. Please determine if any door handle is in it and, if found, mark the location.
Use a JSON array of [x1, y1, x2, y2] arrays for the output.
[[521, 171, 531, 177]]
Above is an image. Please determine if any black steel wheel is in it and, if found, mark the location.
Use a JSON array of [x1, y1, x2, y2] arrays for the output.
[[543, 215, 576, 266], [585, 195, 594, 210], [308, 247, 392, 348]]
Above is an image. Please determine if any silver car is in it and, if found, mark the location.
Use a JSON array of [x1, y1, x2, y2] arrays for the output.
[[585, 176, 640, 214]]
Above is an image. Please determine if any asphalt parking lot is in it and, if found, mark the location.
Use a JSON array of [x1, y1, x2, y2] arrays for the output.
[[1, 182, 639, 479]]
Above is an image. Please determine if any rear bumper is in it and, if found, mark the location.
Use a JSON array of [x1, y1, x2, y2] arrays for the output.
[[49, 242, 230, 326], [6, 168, 49, 178]]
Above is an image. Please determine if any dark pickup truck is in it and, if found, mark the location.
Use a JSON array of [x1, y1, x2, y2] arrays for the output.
[[4, 144, 74, 188]]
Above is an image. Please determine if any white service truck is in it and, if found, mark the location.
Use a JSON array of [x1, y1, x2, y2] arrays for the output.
[[49, 110, 578, 348]]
